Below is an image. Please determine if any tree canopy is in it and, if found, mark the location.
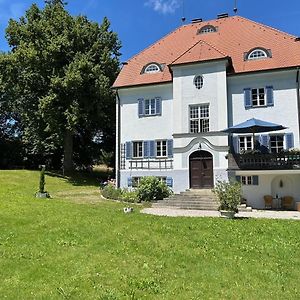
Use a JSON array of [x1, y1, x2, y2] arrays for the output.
[[0, 1, 121, 171]]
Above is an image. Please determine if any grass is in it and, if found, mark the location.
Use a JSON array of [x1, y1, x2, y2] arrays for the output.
[[1, 170, 300, 299]]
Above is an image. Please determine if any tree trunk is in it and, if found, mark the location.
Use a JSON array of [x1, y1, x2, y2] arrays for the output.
[[63, 130, 73, 173]]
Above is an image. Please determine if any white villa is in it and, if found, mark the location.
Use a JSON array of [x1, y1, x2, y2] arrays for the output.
[[113, 14, 300, 209]]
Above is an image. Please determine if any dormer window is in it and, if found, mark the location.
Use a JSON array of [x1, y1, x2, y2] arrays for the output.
[[246, 48, 271, 61], [198, 25, 217, 34], [143, 63, 161, 74]]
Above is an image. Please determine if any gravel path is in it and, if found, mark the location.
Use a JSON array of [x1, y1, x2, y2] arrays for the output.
[[141, 208, 300, 220]]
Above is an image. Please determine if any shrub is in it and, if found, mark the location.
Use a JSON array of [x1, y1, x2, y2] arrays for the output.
[[121, 189, 138, 203], [136, 177, 171, 202], [102, 184, 122, 200], [213, 180, 241, 212]]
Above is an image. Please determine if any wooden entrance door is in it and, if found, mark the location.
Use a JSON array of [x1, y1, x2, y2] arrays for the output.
[[189, 151, 214, 189]]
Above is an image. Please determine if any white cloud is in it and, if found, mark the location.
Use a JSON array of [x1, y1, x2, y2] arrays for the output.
[[145, 0, 180, 15]]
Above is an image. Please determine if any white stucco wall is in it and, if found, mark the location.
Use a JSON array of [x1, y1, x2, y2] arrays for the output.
[[228, 69, 299, 147], [236, 171, 300, 209]]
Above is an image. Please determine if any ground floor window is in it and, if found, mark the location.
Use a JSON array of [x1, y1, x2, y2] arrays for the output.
[[133, 141, 143, 158], [132, 176, 167, 187], [241, 176, 252, 185], [156, 140, 167, 157], [237, 175, 259, 186]]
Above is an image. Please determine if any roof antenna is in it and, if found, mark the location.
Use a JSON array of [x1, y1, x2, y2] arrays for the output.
[[233, 0, 238, 14], [181, 0, 186, 23]]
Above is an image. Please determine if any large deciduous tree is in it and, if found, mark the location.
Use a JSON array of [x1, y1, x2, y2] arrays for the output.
[[1, 1, 120, 171]]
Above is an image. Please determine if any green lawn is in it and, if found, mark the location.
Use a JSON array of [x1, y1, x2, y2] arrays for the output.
[[0, 170, 300, 299]]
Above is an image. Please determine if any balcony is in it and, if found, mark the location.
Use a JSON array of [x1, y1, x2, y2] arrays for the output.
[[228, 152, 300, 170], [129, 159, 173, 170]]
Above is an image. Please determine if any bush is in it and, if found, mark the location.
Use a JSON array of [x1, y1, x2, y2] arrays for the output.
[[136, 177, 171, 202], [213, 180, 241, 212], [121, 189, 138, 203], [102, 184, 122, 200]]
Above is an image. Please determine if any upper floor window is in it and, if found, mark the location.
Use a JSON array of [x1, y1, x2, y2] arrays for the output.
[[246, 48, 271, 61], [198, 25, 217, 34], [143, 63, 161, 74], [251, 88, 266, 107], [244, 86, 274, 109], [190, 104, 209, 133], [138, 97, 162, 117], [270, 135, 284, 153], [239, 136, 253, 152], [194, 75, 204, 89]]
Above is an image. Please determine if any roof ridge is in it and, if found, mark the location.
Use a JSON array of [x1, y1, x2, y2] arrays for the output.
[[125, 24, 187, 64], [237, 15, 296, 39]]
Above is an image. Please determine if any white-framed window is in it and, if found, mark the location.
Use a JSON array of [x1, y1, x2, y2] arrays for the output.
[[194, 75, 204, 89], [145, 99, 156, 115], [198, 25, 217, 34], [241, 176, 253, 185], [144, 63, 160, 74], [138, 97, 161, 117], [247, 49, 268, 60], [132, 176, 167, 187], [132, 141, 143, 158], [239, 136, 253, 152], [270, 135, 284, 153], [251, 88, 265, 106], [156, 140, 167, 157], [190, 104, 209, 133]]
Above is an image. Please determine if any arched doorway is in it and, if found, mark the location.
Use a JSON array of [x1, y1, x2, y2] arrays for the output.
[[189, 150, 214, 189]]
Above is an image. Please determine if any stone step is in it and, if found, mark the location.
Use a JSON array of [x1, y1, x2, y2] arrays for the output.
[[153, 189, 219, 211], [160, 200, 218, 205], [163, 197, 217, 202], [153, 204, 218, 210]]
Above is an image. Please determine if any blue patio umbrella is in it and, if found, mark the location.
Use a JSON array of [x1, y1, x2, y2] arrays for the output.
[[222, 118, 287, 149]]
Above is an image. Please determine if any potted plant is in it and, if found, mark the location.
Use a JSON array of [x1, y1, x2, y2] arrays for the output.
[[213, 180, 241, 219]]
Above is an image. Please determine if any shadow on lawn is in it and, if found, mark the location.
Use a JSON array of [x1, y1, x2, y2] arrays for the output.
[[46, 169, 113, 187]]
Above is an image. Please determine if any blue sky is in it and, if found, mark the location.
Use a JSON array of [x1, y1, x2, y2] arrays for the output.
[[0, 0, 300, 61]]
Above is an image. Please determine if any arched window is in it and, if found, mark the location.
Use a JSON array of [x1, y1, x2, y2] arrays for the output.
[[247, 48, 268, 60], [194, 75, 204, 89], [198, 25, 217, 34], [144, 63, 161, 74]]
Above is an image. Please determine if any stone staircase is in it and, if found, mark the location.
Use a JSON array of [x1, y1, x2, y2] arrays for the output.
[[152, 189, 219, 210], [237, 203, 253, 212]]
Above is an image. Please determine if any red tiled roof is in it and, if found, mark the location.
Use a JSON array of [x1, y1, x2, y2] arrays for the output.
[[113, 16, 300, 88]]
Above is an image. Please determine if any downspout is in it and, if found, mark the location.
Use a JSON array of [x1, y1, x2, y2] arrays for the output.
[[116, 89, 121, 188], [296, 68, 300, 143]]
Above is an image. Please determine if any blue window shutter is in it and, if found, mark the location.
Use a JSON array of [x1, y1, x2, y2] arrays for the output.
[[144, 141, 150, 158], [138, 98, 144, 117], [232, 136, 239, 153], [167, 139, 173, 158], [236, 176, 241, 182], [126, 142, 132, 159], [244, 88, 251, 109], [127, 177, 133, 187], [253, 175, 259, 186], [259, 134, 270, 148], [285, 133, 294, 149], [155, 97, 162, 116], [166, 177, 173, 187], [149, 141, 156, 158], [266, 86, 274, 106]]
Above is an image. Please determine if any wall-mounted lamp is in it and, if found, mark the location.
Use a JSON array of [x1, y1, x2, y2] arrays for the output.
[[279, 180, 283, 188], [198, 142, 202, 150]]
